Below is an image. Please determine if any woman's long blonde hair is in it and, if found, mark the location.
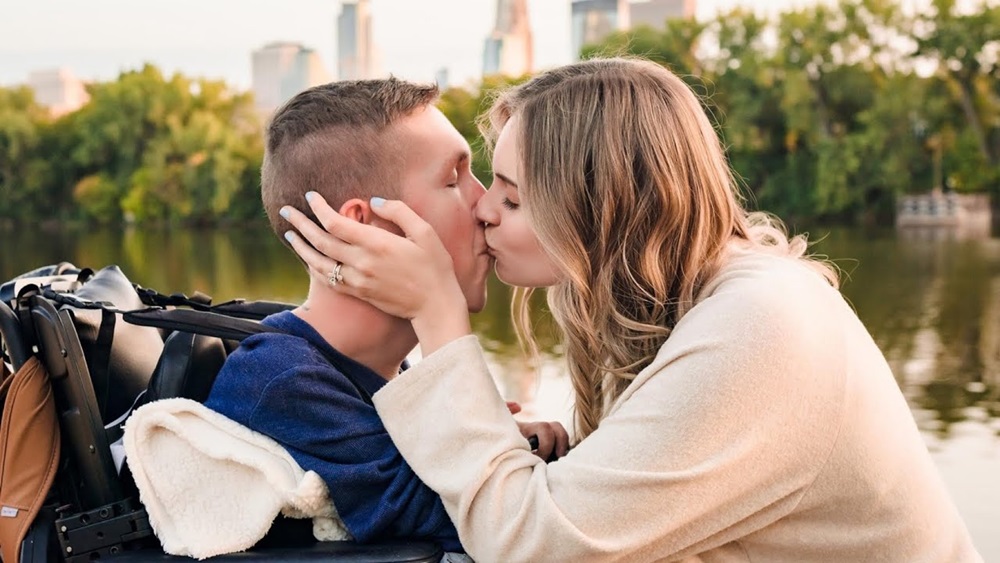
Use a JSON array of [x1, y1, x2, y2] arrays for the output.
[[481, 58, 837, 441]]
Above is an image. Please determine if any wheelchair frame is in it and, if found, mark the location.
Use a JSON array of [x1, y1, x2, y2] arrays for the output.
[[0, 265, 444, 563]]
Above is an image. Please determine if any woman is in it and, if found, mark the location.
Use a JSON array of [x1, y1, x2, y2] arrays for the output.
[[281, 59, 980, 562]]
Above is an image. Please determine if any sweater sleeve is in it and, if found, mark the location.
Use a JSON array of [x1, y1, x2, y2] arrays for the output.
[[372, 272, 848, 562], [239, 350, 460, 550]]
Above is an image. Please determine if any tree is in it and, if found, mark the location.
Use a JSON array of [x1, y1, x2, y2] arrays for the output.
[[0, 87, 52, 220], [64, 65, 263, 223], [912, 0, 1000, 193], [438, 74, 529, 184]]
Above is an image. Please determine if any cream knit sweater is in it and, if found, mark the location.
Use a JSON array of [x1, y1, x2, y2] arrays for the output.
[[373, 248, 982, 563]]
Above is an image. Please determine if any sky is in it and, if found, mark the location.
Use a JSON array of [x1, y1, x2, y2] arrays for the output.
[[0, 0, 803, 90]]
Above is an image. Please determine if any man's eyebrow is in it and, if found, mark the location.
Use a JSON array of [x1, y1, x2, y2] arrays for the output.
[[442, 150, 470, 176], [495, 172, 518, 188]]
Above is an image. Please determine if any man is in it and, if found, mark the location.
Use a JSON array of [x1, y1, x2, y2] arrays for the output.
[[205, 79, 562, 552]]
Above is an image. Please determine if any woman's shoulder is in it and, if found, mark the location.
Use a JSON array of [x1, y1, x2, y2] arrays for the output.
[[698, 246, 842, 314], [655, 247, 854, 374]]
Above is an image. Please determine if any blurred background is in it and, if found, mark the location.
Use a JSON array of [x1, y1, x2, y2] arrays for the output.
[[1, 0, 998, 557]]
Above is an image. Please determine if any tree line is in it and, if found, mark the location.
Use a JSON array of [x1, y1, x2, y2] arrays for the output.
[[0, 0, 996, 225]]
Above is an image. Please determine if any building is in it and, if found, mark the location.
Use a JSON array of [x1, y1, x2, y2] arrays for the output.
[[27, 68, 89, 117], [338, 0, 374, 80], [483, 0, 534, 77], [434, 67, 450, 90], [571, 0, 629, 61], [629, 0, 695, 29], [630, 0, 696, 28], [251, 42, 331, 114], [571, 0, 696, 60]]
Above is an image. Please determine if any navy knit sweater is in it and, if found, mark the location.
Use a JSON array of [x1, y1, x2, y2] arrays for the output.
[[204, 311, 461, 551]]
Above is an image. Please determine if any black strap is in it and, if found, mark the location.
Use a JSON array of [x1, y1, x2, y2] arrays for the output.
[[123, 309, 276, 342], [134, 286, 213, 311], [37, 284, 374, 407], [91, 309, 116, 420], [43, 286, 291, 323], [123, 309, 375, 407]]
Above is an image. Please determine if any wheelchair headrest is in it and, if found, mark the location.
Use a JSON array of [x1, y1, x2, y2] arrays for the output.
[[67, 266, 165, 423], [145, 331, 227, 404]]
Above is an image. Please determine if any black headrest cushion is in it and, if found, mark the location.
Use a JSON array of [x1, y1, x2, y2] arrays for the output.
[[69, 266, 164, 423]]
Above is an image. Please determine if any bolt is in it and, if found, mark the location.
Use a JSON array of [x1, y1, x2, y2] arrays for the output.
[[60, 526, 67, 533], [89, 445, 95, 453], [66, 547, 73, 554]]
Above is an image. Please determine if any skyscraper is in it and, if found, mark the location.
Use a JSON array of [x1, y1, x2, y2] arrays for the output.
[[338, 0, 374, 80], [571, 0, 696, 60], [571, 0, 629, 61], [483, 0, 534, 77], [27, 68, 89, 117], [251, 42, 332, 114], [630, 0, 697, 28]]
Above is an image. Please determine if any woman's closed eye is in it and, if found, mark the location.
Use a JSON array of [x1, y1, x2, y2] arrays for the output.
[[501, 197, 519, 210]]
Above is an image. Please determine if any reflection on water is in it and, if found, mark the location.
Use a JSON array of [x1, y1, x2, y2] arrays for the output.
[[811, 228, 1000, 439], [0, 225, 309, 303], [2, 224, 998, 554]]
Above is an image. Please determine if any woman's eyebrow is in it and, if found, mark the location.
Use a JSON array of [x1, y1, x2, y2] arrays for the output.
[[495, 172, 519, 189]]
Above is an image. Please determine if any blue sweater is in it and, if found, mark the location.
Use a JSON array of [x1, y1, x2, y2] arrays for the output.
[[204, 311, 461, 551]]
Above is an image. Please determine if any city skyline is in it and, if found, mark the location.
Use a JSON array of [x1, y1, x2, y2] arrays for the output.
[[483, 0, 534, 77], [0, 0, 802, 91]]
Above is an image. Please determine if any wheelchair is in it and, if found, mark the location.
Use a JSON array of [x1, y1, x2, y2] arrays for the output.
[[0, 263, 443, 563]]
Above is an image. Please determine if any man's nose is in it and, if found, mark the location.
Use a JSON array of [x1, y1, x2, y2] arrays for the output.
[[467, 176, 487, 206], [466, 177, 486, 214]]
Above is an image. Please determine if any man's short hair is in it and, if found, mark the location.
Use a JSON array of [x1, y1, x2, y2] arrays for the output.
[[261, 78, 439, 240]]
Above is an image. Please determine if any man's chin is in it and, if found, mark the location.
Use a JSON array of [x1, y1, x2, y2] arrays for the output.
[[466, 292, 487, 314]]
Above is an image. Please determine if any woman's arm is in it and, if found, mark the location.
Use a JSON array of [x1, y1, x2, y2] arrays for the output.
[[373, 278, 846, 562], [281, 192, 846, 560]]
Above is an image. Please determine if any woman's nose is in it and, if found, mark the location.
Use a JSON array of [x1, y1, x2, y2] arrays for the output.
[[475, 188, 500, 225]]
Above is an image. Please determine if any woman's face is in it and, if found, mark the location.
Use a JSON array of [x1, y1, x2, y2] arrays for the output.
[[475, 115, 562, 288]]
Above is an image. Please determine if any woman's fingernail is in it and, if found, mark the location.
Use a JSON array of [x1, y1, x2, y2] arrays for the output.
[[279, 206, 290, 219], [305, 191, 316, 202], [371, 197, 386, 208], [284, 231, 295, 243]]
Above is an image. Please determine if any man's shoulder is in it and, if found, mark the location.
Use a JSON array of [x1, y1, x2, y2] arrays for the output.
[[213, 329, 380, 402], [206, 332, 333, 416], [216, 330, 337, 385]]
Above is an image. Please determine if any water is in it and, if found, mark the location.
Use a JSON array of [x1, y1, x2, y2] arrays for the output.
[[2, 224, 998, 556]]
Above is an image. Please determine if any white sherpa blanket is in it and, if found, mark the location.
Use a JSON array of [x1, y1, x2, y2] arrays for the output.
[[122, 398, 351, 560]]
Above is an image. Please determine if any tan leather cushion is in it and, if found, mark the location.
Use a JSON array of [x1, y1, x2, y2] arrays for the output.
[[0, 357, 61, 563]]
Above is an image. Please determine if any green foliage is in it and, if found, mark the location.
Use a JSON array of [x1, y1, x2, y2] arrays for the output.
[[0, 87, 53, 220], [437, 0, 999, 223], [0, 0, 997, 225], [438, 74, 529, 184], [0, 64, 263, 225]]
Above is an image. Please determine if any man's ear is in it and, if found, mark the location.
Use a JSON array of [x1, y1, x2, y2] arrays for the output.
[[339, 198, 373, 224], [341, 197, 405, 236]]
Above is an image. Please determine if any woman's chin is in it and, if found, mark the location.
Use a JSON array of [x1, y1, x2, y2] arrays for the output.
[[493, 263, 518, 287], [494, 263, 544, 289]]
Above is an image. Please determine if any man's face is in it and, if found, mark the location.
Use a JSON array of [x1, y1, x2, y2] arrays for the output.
[[391, 105, 491, 312]]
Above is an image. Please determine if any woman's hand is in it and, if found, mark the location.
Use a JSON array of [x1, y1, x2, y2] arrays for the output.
[[281, 192, 471, 354]]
